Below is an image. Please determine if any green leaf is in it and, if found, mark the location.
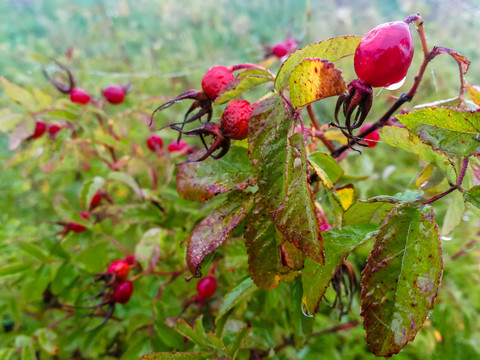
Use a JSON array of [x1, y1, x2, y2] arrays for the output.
[[308, 152, 344, 183], [0, 109, 25, 133], [275, 36, 361, 92], [464, 184, 480, 209], [176, 146, 256, 202], [290, 277, 314, 344], [135, 228, 166, 270], [107, 171, 143, 197], [0, 263, 31, 277], [77, 241, 110, 273], [380, 125, 457, 183], [244, 198, 300, 290], [229, 325, 251, 360], [216, 277, 256, 324], [164, 318, 206, 348], [186, 192, 254, 277], [215, 69, 274, 105], [141, 353, 212, 360], [361, 203, 442, 357], [289, 58, 346, 110], [248, 96, 324, 264], [0, 76, 36, 111], [343, 200, 395, 226], [441, 191, 465, 236], [397, 107, 480, 157], [302, 224, 378, 315], [17, 242, 48, 260], [80, 176, 105, 210]]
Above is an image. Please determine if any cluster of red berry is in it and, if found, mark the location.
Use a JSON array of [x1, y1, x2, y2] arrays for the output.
[[69, 84, 129, 105], [151, 65, 255, 162], [107, 258, 135, 304]]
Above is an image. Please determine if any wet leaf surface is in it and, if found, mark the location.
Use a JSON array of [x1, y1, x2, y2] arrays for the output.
[[289, 58, 346, 110], [248, 96, 325, 264], [464, 184, 480, 209], [186, 192, 254, 277], [275, 36, 361, 92], [380, 125, 457, 184], [397, 107, 480, 157], [361, 203, 442, 357], [308, 152, 344, 183], [177, 146, 256, 202], [302, 224, 378, 315], [244, 197, 300, 290]]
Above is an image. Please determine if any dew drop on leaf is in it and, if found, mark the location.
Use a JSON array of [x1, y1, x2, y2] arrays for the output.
[[301, 301, 315, 317]]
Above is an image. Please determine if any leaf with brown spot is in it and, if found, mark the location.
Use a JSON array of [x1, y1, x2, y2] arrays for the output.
[[186, 192, 254, 277], [245, 197, 300, 290], [248, 95, 325, 264], [176, 146, 256, 202], [289, 58, 346, 110], [361, 203, 442, 357]]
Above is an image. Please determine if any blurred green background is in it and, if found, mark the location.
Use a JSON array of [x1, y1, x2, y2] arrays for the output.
[[1, 0, 480, 359]]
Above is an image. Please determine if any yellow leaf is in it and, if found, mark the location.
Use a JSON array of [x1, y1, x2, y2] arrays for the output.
[[336, 184, 355, 210], [289, 58, 346, 111], [466, 82, 480, 107]]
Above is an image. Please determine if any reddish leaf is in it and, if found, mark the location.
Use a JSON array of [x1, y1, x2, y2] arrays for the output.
[[361, 203, 442, 357], [186, 192, 254, 277], [176, 146, 255, 202]]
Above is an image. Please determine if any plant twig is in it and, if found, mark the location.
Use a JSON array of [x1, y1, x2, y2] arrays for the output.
[[307, 104, 337, 153], [422, 157, 469, 205]]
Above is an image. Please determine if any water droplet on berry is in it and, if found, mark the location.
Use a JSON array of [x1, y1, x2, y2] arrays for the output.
[[385, 76, 406, 91]]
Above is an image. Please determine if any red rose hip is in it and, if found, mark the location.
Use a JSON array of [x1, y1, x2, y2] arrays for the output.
[[113, 281, 133, 304], [354, 21, 414, 88], [108, 260, 130, 281], [220, 100, 254, 140], [70, 88, 91, 104], [197, 276, 216, 299], [30, 120, 47, 139], [103, 85, 125, 104], [146, 134, 163, 152], [360, 123, 380, 148], [69, 212, 89, 233], [201, 65, 235, 101], [90, 191, 102, 209], [272, 42, 288, 58]]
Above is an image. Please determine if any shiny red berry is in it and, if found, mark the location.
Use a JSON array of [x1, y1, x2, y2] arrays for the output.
[[360, 123, 380, 148], [220, 100, 254, 140], [201, 65, 235, 101], [103, 85, 125, 104], [30, 120, 47, 139], [47, 124, 62, 136], [70, 88, 91, 104], [112, 280, 133, 304], [108, 260, 130, 281], [124, 254, 135, 265], [354, 21, 414, 88], [69, 212, 89, 233], [167, 139, 190, 154], [146, 134, 163, 152], [90, 191, 102, 208], [197, 276, 216, 299], [272, 42, 288, 58]]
